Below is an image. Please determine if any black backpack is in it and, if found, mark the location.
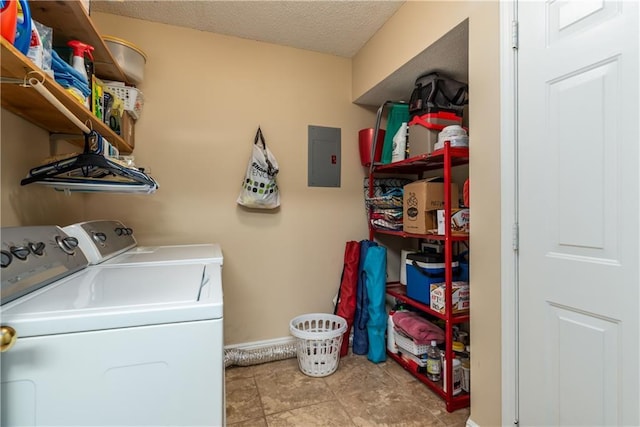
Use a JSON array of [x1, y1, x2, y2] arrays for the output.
[[408, 72, 468, 118]]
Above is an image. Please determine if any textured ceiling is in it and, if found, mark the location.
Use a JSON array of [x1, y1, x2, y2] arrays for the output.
[[91, 0, 405, 58]]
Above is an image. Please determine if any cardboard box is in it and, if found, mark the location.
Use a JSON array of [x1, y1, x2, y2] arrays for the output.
[[121, 111, 135, 149], [403, 178, 459, 234], [436, 208, 470, 235], [430, 281, 469, 314], [407, 124, 439, 157]]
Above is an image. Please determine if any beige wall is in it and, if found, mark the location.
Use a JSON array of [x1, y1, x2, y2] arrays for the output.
[[1, 110, 87, 226], [353, 2, 502, 425], [88, 13, 375, 344]]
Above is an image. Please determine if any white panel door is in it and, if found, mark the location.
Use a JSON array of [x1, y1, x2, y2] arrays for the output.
[[517, 1, 639, 425]]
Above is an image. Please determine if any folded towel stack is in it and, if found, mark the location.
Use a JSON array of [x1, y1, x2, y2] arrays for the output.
[[51, 50, 91, 99], [392, 311, 445, 345]]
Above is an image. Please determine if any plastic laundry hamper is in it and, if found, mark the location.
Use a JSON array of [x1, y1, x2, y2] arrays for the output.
[[289, 313, 347, 377]]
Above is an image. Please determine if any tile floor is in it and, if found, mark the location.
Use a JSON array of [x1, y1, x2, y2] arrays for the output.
[[225, 353, 470, 426]]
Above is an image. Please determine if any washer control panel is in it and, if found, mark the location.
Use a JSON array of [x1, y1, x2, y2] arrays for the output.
[[1, 226, 88, 305]]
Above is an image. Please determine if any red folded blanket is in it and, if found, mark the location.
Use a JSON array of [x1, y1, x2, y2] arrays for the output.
[[392, 311, 445, 344]]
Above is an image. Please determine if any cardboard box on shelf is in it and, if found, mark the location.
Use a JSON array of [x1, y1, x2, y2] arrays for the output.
[[407, 124, 439, 157], [437, 208, 470, 235], [430, 281, 469, 314], [403, 178, 459, 234], [120, 111, 135, 149]]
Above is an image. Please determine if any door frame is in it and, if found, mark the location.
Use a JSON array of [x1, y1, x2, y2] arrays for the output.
[[500, 2, 640, 425], [500, 0, 517, 425]]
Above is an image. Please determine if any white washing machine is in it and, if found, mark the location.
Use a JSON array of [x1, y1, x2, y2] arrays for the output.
[[0, 225, 225, 426]]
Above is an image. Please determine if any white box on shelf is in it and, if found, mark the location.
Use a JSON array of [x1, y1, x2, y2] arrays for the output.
[[430, 281, 469, 314], [436, 208, 469, 235]]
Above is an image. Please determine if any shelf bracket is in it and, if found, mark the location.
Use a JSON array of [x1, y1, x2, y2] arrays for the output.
[[49, 133, 83, 156], [0, 77, 28, 86]]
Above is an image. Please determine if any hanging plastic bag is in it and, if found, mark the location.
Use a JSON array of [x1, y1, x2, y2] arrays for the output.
[[237, 127, 280, 209]]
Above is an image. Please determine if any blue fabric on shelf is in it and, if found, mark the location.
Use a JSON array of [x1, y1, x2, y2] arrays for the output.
[[51, 50, 90, 97]]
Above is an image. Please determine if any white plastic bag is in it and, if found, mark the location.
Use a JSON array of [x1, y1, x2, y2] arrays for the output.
[[237, 127, 280, 209]]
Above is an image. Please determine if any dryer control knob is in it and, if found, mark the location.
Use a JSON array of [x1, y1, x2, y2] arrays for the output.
[[29, 241, 46, 256], [93, 232, 107, 243], [55, 236, 79, 255], [115, 227, 125, 236], [10, 246, 30, 261], [0, 250, 12, 268]]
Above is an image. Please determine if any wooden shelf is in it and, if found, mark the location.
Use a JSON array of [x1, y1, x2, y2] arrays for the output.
[[29, 0, 132, 84], [0, 0, 135, 154]]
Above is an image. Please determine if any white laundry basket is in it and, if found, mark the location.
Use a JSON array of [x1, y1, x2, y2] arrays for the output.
[[289, 313, 347, 377]]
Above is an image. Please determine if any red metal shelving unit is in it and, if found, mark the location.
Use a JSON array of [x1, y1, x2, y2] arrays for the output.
[[367, 141, 470, 413]]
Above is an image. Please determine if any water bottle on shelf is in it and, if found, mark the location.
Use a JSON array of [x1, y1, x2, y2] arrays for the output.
[[426, 340, 441, 381]]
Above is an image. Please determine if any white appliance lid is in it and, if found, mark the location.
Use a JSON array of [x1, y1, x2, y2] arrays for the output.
[[1, 263, 223, 337], [101, 244, 223, 266]]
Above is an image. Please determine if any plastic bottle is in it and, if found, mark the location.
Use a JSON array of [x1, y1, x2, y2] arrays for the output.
[[387, 310, 397, 354], [13, 0, 31, 54], [67, 40, 94, 82], [426, 340, 441, 381], [404, 124, 411, 159], [443, 357, 463, 395], [1, 0, 18, 44], [461, 356, 470, 393], [391, 122, 408, 163], [26, 19, 42, 69]]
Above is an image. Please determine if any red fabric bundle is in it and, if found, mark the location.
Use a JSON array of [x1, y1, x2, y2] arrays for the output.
[[392, 311, 445, 345]]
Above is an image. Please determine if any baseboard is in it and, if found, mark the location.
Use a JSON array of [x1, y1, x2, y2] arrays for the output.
[[466, 418, 479, 427], [224, 336, 296, 351]]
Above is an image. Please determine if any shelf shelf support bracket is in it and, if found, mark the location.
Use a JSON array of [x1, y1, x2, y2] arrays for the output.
[[49, 134, 84, 156], [0, 77, 28, 86]]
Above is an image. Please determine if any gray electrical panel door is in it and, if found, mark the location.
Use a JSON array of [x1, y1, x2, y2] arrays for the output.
[[308, 125, 341, 187]]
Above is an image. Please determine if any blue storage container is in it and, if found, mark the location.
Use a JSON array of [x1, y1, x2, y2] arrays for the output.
[[406, 253, 459, 305]]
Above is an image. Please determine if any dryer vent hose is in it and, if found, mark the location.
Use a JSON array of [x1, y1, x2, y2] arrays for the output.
[[224, 342, 297, 368]]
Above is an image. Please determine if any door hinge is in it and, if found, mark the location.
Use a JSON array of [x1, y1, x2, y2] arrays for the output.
[[514, 419, 519, 426], [512, 20, 519, 50], [512, 223, 519, 251]]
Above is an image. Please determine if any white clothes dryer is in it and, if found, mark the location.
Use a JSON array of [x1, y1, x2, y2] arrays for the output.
[[63, 219, 223, 267], [0, 226, 225, 426]]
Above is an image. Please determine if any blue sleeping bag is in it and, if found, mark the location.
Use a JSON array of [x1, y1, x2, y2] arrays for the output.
[[364, 245, 387, 363]]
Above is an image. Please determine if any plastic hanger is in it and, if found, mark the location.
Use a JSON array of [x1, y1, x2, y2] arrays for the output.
[[21, 131, 158, 192]]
